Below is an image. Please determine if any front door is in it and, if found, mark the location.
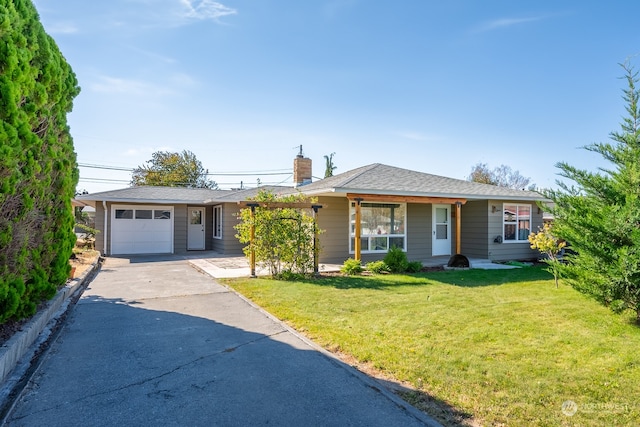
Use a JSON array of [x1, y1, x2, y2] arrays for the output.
[[188, 207, 205, 250], [432, 204, 451, 256]]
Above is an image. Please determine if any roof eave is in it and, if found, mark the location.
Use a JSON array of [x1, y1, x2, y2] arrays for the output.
[[329, 187, 549, 202], [292, 187, 339, 197], [78, 197, 210, 205]]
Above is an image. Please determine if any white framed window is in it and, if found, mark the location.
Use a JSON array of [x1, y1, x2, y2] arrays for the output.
[[213, 205, 222, 239], [135, 209, 153, 220], [154, 210, 171, 219], [503, 204, 531, 242], [349, 202, 406, 253]]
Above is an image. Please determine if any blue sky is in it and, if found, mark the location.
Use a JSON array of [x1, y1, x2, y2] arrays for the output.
[[33, 0, 640, 193]]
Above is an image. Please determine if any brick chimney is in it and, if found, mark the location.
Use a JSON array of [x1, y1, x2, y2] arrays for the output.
[[293, 147, 312, 187]]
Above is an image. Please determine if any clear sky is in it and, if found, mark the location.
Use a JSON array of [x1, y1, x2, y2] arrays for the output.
[[32, 0, 640, 193]]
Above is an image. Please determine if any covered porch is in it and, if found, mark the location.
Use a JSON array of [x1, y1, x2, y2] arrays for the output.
[[347, 193, 467, 262]]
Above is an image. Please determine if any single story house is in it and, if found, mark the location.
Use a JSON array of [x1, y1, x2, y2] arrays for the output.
[[76, 157, 547, 264]]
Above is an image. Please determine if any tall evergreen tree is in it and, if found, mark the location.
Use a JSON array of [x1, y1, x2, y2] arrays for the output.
[[0, 0, 80, 322], [546, 62, 640, 322]]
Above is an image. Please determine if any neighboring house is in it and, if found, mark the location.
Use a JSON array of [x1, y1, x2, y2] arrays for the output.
[[76, 158, 547, 264], [72, 198, 96, 231]]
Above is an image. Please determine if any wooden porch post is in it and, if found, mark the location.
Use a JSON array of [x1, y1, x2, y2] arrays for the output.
[[248, 203, 258, 278], [455, 201, 462, 254], [312, 205, 323, 275], [354, 198, 362, 261]]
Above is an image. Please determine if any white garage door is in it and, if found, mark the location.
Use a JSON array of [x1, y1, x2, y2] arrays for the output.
[[111, 205, 174, 255]]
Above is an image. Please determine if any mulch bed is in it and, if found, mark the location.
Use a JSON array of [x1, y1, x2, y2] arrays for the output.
[[317, 265, 445, 278]]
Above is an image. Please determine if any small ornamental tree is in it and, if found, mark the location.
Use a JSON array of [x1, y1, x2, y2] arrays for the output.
[[528, 223, 566, 288], [235, 190, 320, 278]]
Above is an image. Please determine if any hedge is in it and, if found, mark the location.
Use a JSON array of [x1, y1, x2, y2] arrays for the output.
[[0, 0, 80, 323]]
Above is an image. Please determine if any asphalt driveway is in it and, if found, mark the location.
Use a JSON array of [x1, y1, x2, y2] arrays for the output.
[[3, 256, 436, 426]]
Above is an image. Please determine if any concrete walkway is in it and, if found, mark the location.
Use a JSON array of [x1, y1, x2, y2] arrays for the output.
[[189, 253, 343, 279], [3, 256, 438, 426], [189, 254, 517, 279]]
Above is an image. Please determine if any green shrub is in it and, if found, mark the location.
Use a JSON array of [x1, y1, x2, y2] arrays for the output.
[[235, 190, 320, 277], [366, 260, 389, 274], [406, 261, 423, 273], [383, 247, 409, 273], [274, 270, 308, 281], [341, 258, 363, 275]]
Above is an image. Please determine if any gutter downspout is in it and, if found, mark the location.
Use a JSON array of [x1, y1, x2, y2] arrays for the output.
[[102, 201, 108, 256]]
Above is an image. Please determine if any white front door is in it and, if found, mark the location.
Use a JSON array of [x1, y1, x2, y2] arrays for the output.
[[432, 204, 451, 256], [188, 208, 205, 250]]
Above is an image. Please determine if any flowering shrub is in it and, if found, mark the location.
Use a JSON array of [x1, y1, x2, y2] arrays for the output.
[[528, 223, 566, 288]]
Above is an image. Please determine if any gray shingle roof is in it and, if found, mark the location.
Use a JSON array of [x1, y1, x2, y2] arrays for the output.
[[76, 186, 230, 204], [207, 186, 294, 203], [295, 163, 545, 201], [76, 164, 545, 204]]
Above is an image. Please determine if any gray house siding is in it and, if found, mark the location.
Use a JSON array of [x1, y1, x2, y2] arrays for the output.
[[461, 200, 489, 258], [173, 204, 187, 253], [407, 203, 431, 261], [210, 203, 244, 255], [205, 206, 213, 251], [316, 197, 350, 264], [487, 199, 542, 261], [94, 202, 106, 255]]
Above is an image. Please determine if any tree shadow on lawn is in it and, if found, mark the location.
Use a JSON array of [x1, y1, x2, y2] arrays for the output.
[[374, 378, 475, 427], [309, 266, 552, 290]]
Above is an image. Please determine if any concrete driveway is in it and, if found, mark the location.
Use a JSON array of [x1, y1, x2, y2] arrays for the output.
[[3, 256, 437, 426]]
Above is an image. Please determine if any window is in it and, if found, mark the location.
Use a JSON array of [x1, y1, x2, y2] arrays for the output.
[[114, 206, 172, 222], [190, 209, 202, 225], [135, 209, 153, 219], [154, 210, 171, 219], [115, 209, 133, 219], [350, 202, 406, 252], [213, 205, 222, 239], [503, 204, 531, 242]]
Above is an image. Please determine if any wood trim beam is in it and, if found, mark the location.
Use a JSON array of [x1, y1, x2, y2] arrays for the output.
[[238, 202, 326, 209], [346, 193, 467, 205], [354, 199, 362, 261]]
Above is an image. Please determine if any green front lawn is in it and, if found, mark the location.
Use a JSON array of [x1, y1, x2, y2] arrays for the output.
[[223, 267, 640, 426]]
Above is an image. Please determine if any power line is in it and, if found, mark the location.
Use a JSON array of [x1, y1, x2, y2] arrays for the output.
[[203, 171, 290, 177], [79, 177, 131, 183], [77, 162, 296, 189], [78, 162, 292, 176], [79, 163, 133, 171]]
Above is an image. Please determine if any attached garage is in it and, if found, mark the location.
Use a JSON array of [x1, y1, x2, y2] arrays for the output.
[[111, 205, 174, 255]]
